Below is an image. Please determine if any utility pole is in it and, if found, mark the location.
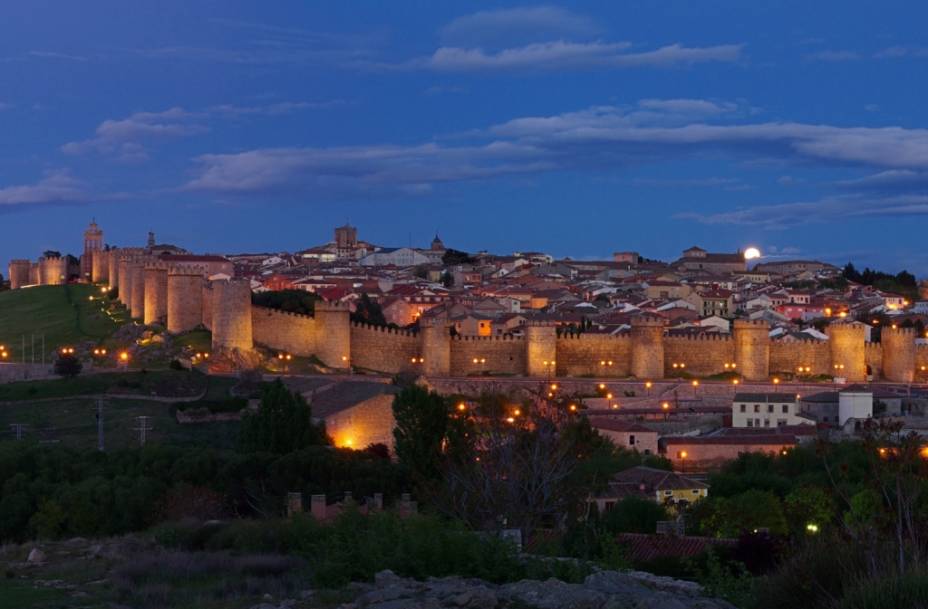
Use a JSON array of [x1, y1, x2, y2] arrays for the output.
[[10, 423, 25, 440], [96, 400, 105, 452], [134, 416, 151, 447]]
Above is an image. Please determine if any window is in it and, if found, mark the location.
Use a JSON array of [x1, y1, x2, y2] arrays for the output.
[[604, 501, 616, 512], [629, 435, 636, 446], [782, 404, 789, 413], [747, 419, 753, 427], [740, 404, 746, 413], [764, 419, 770, 427], [768, 404, 774, 413], [777, 419, 787, 427], [755, 418, 761, 427], [754, 404, 760, 413], [693, 490, 700, 494], [664, 490, 673, 496]]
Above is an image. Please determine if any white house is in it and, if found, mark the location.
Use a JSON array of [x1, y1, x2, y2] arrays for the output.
[[732, 393, 815, 428]]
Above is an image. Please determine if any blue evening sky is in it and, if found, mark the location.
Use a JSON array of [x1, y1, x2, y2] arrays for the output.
[[1, 1, 927, 273]]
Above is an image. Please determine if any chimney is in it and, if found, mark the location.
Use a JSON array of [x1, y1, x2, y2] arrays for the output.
[[311, 494, 327, 521]]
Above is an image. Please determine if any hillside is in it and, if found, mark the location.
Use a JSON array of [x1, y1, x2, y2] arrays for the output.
[[0, 285, 122, 360]]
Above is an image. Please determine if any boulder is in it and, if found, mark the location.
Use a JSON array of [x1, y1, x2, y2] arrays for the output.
[[27, 548, 46, 564]]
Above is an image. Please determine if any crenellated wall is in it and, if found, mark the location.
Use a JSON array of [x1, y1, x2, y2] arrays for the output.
[[865, 342, 884, 379], [91, 250, 108, 283], [664, 334, 735, 377], [252, 307, 318, 357], [350, 323, 420, 373], [770, 339, 831, 376], [555, 333, 632, 377], [107, 250, 119, 288], [420, 318, 451, 377], [451, 334, 526, 376], [313, 302, 351, 368]]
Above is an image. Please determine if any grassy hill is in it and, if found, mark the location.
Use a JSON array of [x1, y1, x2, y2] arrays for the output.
[[0, 284, 122, 360]]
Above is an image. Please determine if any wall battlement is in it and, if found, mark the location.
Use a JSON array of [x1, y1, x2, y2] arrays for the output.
[[350, 321, 418, 337], [452, 334, 524, 342]]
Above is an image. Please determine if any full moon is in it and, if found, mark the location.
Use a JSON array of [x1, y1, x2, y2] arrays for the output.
[[743, 247, 762, 260]]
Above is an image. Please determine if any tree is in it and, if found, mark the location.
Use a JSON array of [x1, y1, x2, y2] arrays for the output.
[[251, 290, 318, 315], [442, 249, 475, 266], [392, 385, 449, 482], [784, 486, 835, 534], [240, 379, 328, 454], [351, 293, 388, 326], [599, 496, 669, 534], [54, 353, 83, 378], [702, 490, 788, 537]]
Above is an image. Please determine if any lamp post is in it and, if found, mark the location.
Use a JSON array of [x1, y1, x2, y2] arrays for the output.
[[679, 450, 688, 473]]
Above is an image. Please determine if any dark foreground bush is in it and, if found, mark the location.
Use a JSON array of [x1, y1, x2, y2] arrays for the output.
[[153, 509, 593, 588]]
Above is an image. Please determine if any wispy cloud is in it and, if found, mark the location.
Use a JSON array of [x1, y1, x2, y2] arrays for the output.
[[208, 100, 346, 117], [874, 46, 928, 59], [805, 49, 859, 62], [676, 194, 928, 228], [62, 107, 204, 162], [440, 7, 601, 47], [182, 99, 928, 214], [390, 41, 743, 72], [0, 170, 96, 209], [28, 50, 88, 62]]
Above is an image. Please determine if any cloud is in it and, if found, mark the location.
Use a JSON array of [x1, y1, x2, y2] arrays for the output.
[[0, 170, 95, 209], [805, 49, 859, 62], [208, 100, 346, 117], [633, 176, 751, 191], [182, 100, 928, 223], [0, 102, 12, 111], [62, 107, 205, 161], [28, 50, 88, 61], [439, 7, 601, 47], [874, 46, 928, 59], [402, 41, 743, 72], [676, 194, 928, 229]]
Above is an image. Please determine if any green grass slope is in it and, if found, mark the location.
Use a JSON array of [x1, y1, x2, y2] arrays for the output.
[[0, 284, 120, 359]]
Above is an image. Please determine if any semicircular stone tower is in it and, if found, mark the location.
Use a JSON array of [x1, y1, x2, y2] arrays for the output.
[[733, 319, 771, 381], [827, 322, 867, 382], [117, 257, 129, 304], [419, 317, 450, 377], [107, 250, 119, 289], [210, 279, 254, 353], [8, 260, 31, 290], [143, 266, 169, 325], [167, 273, 204, 334], [525, 323, 558, 377], [313, 301, 351, 369], [91, 249, 108, 284], [882, 325, 916, 383], [129, 261, 146, 320], [631, 315, 666, 380]]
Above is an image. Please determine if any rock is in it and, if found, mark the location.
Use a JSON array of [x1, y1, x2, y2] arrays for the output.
[[27, 548, 46, 564], [374, 570, 402, 587], [500, 578, 606, 609]]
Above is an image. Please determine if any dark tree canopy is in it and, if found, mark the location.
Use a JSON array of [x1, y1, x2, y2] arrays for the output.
[[351, 293, 388, 326], [53, 354, 83, 378], [442, 249, 476, 266], [240, 379, 328, 453], [251, 289, 318, 315], [392, 384, 450, 482]]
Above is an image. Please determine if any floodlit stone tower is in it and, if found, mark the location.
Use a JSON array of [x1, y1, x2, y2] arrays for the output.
[[107, 250, 119, 289], [733, 319, 771, 381], [8, 260, 31, 289], [117, 258, 129, 305], [83, 220, 104, 282], [631, 315, 666, 380], [128, 261, 145, 320], [314, 301, 351, 369], [39, 255, 67, 285], [201, 282, 213, 329], [525, 323, 558, 377], [827, 322, 867, 382], [143, 266, 169, 325], [91, 248, 108, 284], [882, 325, 916, 383], [167, 273, 204, 334], [210, 279, 253, 353], [419, 317, 450, 377]]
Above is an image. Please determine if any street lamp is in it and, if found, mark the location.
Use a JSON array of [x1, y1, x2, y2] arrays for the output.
[[645, 381, 653, 396], [679, 450, 688, 473]]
